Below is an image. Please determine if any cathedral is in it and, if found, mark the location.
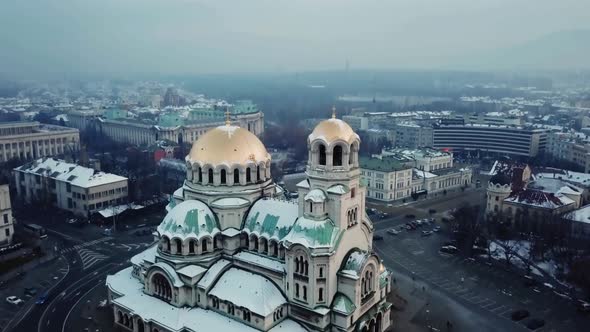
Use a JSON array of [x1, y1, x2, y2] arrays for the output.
[[106, 112, 393, 332]]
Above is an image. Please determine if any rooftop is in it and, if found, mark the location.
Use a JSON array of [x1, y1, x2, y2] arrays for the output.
[[360, 156, 411, 173], [14, 158, 127, 188]]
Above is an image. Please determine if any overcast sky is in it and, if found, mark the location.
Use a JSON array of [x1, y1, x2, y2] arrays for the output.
[[0, 0, 588, 78]]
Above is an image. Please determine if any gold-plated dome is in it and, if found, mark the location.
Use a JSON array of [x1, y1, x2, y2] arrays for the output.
[[188, 125, 270, 165], [309, 118, 358, 143]]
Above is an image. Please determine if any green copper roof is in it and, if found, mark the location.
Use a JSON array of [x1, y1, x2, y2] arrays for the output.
[[332, 293, 356, 315], [283, 216, 342, 248], [103, 108, 129, 120], [243, 199, 298, 240], [232, 100, 259, 114], [158, 200, 219, 239], [158, 113, 186, 127]]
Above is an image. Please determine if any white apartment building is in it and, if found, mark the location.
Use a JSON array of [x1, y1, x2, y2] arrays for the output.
[[0, 184, 14, 246], [546, 131, 590, 173], [342, 115, 369, 131], [0, 122, 80, 162], [393, 123, 434, 149], [14, 158, 128, 217]]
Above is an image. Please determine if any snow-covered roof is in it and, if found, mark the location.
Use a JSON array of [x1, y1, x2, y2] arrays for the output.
[[113, 283, 262, 332], [157, 200, 220, 241], [177, 265, 207, 278], [296, 179, 310, 188], [242, 198, 298, 241], [209, 268, 287, 316], [15, 158, 127, 188], [565, 204, 590, 224], [198, 259, 231, 289], [151, 262, 184, 287], [130, 244, 157, 266], [304, 189, 327, 203], [268, 319, 307, 332], [327, 184, 348, 194], [97, 203, 143, 218], [340, 249, 369, 278], [105, 266, 142, 297], [282, 216, 342, 249], [211, 197, 250, 208], [332, 293, 356, 315], [413, 168, 437, 179], [536, 170, 590, 187], [504, 190, 574, 209], [221, 228, 241, 237], [233, 251, 285, 273]]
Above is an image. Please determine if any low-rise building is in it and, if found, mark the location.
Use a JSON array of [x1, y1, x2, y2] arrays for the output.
[[546, 131, 590, 172], [393, 123, 433, 148], [0, 184, 14, 246], [14, 158, 128, 217], [342, 115, 369, 131], [0, 121, 80, 163], [360, 157, 413, 201]]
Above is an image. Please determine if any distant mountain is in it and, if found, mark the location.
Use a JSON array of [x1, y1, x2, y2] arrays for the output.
[[453, 30, 590, 71]]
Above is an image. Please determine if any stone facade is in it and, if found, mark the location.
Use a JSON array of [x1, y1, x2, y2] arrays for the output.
[[0, 184, 14, 246]]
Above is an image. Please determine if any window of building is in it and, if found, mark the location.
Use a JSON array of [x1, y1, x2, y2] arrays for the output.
[[3, 214, 8, 224], [295, 283, 300, 298], [303, 286, 307, 301], [318, 288, 324, 302], [351, 187, 355, 198], [495, 196, 499, 201], [66, 183, 71, 192], [5, 229, 9, 236], [319, 267, 323, 278]]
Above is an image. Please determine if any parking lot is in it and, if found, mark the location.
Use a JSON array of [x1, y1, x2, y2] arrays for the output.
[[373, 205, 590, 331]]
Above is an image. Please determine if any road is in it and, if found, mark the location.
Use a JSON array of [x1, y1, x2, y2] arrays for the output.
[[371, 189, 590, 331], [3, 210, 157, 332]]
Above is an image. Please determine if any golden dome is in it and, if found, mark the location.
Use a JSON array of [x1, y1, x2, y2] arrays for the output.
[[309, 118, 358, 143], [188, 125, 270, 165]]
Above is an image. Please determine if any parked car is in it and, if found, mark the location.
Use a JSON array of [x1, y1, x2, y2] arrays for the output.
[[433, 226, 441, 232], [35, 293, 48, 305], [525, 318, 545, 330], [102, 228, 113, 236], [440, 245, 458, 254], [6, 296, 24, 306], [511, 309, 530, 321], [387, 229, 400, 235], [576, 300, 590, 313], [373, 234, 384, 241], [421, 230, 433, 237], [24, 287, 37, 296]]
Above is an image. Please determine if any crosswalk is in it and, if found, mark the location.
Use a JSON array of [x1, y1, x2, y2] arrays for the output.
[[78, 248, 108, 270], [60, 237, 113, 254]]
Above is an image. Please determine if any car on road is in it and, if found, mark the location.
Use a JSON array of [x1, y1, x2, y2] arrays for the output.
[[432, 226, 441, 232], [24, 287, 37, 296], [373, 234, 383, 241], [511, 309, 530, 321], [525, 318, 545, 330], [102, 228, 113, 236], [387, 229, 400, 235], [421, 230, 433, 237], [439, 245, 458, 254], [577, 300, 590, 313], [6, 296, 24, 306], [35, 292, 48, 305]]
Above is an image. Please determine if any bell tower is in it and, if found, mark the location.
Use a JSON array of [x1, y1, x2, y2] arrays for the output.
[[297, 108, 366, 230]]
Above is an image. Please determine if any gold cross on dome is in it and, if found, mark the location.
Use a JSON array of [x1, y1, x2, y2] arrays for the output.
[[332, 106, 336, 119], [225, 108, 231, 126]]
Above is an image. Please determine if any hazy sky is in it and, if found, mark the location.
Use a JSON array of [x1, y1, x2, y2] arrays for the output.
[[0, 0, 588, 78]]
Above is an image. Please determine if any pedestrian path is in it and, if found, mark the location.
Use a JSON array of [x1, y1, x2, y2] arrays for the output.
[[78, 248, 108, 270], [60, 237, 112, 254]]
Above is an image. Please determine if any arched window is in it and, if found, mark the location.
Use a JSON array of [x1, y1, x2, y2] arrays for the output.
[[273, 243, 278, 257], [189, 240, 195, 254], [304, 260, 309, 276], [202, 239, 208, 253], [319, 144, 326, 165], [151, 273, 172, 302], [295, 257, 300, 273], [208, 168, 213, 184], [349, 144, 354, 165], [220, 169, 227, 184], [295, 283, 300, 297], [198, 167, 202, 183], [309, 201, 313, 213], [319, 288, 324, 301], [174, 238, 182, 254], [257, 166, 261, 182], [303, 285, 307, 300], [246, 167, 251, 183], [244, 234, 249, 248], [234, 169, 240, 184], [333, 145, 343, 166]]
